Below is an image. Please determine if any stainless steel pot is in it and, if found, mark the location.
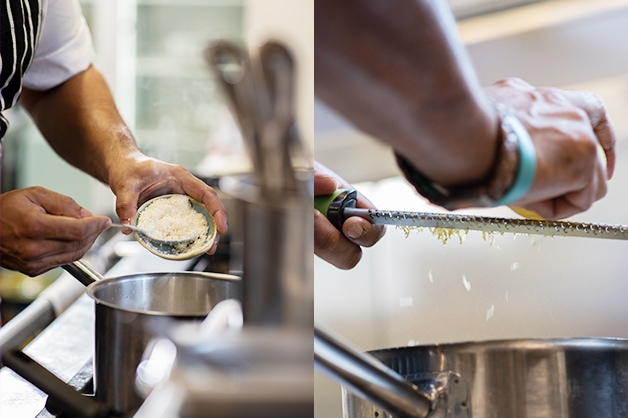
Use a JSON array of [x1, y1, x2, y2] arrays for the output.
[[315, 327, 628, 418], [2, 260, 241, 417]]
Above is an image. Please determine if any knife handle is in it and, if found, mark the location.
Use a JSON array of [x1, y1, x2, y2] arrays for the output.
[[314, 189, 358, 230]]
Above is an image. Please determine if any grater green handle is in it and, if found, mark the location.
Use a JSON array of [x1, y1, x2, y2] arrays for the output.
[[314, 189, 358, 230]]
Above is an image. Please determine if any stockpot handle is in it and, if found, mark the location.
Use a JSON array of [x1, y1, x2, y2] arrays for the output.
[[314, 326, 436, 418], [2, 349, 109, 418], [61, 260, 105, 287]]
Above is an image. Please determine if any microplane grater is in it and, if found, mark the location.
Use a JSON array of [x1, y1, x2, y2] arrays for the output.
[[343, 207, 628, 240]]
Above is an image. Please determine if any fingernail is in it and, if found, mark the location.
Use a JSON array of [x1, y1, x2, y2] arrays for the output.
[[346, 224, 365, 240]]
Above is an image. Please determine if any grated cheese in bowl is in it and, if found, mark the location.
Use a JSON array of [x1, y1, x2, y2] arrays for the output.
[[135, 194, 216, 260]]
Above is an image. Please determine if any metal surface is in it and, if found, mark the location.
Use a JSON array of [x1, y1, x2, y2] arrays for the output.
[[2, 350, 108, 418], [343, 207, 628, 240], [314, 327, 436, 418], [318, 189, 628, 241], [0, 294, 95, 418], [2, 260, 242, 417], [61, 260, 103, 286], [207, 40, 308, 196], [205, 40, 266, 185], [135, 327, 314, 418], [0, 273, 84, 354], [207, 40, 312, 328], [220, 174, 313, 327], [0, 251, 198, 418], [80, 266, 241, 414], [258, 41, 299, 192], [343, 338, 628, 418]]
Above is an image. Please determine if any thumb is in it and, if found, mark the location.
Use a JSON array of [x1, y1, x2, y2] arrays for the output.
[[115, 189, 140, 228]]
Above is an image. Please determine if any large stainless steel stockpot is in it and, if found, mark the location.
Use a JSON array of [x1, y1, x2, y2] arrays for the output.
[[315, 327, 628, 418], [3, 260, 241, 418]]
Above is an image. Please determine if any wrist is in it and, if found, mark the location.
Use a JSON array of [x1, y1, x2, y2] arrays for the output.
[[103, 129, 143, 184], [397, 103, 537, 210]]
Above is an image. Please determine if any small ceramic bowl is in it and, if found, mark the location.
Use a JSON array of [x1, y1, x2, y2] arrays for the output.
[[134, 194, 216, 260]]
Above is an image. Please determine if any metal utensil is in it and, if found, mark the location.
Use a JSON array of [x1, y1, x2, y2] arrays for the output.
[[205, 41, 267, 187], [315, 326, 435, 418], [206, 40, 308, 196], [258, 41, 298, 192], [316, 189, 628, 240]]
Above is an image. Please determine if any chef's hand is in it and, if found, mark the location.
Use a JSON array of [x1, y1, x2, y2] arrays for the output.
[[0, 187, 112, 276], [314, 162, 385, 269], [486, 78, 616, 220], [106, 154, 228, 255]]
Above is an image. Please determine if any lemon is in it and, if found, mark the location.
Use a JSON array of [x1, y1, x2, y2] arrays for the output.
[[510, 206, 544, 220]]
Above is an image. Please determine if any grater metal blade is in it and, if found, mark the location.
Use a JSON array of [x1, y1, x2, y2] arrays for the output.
[[343, 207, 628, 241]]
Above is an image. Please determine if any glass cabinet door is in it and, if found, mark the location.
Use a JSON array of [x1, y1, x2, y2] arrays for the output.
[[82, 0, 245, 172]]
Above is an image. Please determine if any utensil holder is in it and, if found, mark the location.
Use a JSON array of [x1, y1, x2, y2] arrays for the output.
[[220, 174, 313, 328]]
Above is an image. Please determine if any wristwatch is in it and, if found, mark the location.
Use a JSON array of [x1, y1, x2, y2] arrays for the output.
[[396, 105, 537, 211]]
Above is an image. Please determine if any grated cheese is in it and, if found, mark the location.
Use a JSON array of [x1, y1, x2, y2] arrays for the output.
[[137, 195, 208, 242]]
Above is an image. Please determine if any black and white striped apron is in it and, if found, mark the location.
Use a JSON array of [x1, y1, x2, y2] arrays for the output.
[[1, 0, 42, 140]]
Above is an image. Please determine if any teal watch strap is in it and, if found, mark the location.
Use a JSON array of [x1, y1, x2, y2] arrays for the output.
[[395, 104, 536, 210], [495, 112, 537, 206]]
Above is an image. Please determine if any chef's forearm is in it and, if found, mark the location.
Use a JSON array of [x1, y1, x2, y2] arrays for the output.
[[20, 65, 141, 186], [315, 0, 499, 186]]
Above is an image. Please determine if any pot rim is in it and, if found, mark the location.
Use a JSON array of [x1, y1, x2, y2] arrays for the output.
[[85, 271, 241, 316], [369, 336, 628, 356]]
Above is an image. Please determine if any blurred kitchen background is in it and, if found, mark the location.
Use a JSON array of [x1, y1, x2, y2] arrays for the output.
[[0, 0, 313, 322], [314, 0, 628, 417]]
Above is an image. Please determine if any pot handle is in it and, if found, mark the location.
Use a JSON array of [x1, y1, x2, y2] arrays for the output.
[[314, 326, 435, 418], [1, 349, 109, 418], [61, 260, 105, 287]]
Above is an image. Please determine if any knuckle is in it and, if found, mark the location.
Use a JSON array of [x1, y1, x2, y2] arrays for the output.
[[588, 91, 604, 109], [494, 77, 525, 88], [572, 140, 598, 176], [577, 137, 599, 163], [69, 248, 89, 263], [314, 227, 362, 269], [20, 218, 45, 239], [360, 226, 385, 248], [338, 251, 362, 270], [314, 227, 341, 254], [19, 244, 46, 270], [572, 107, 590, 124], [328, 247, 362, 270], [537, 87, 568, 106], [22, 265, 44, 277]]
